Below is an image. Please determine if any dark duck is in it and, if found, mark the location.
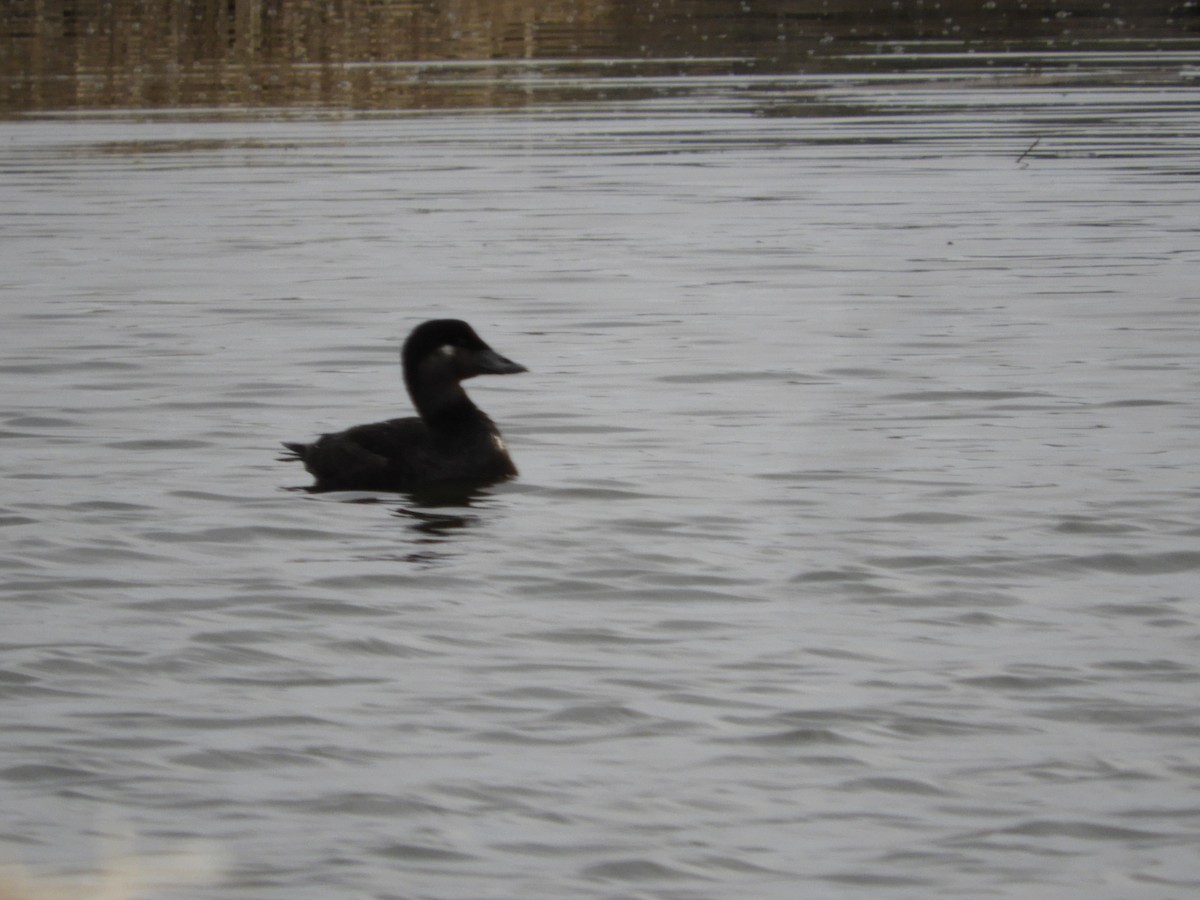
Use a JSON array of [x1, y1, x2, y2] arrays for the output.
[[282, 320, 526, 492]]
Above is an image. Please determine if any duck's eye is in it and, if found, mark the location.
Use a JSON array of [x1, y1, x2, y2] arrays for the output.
[[438, 344, 457, 358]]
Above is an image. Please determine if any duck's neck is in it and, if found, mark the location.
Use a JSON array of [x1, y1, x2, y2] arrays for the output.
[[410, 380, 492, 432]]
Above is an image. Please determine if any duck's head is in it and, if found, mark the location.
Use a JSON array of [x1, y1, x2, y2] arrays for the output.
[[403, 319, 527, 392]]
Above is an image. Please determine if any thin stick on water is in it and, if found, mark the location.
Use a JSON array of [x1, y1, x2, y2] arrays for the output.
[[1016, 137, 1041, 164]]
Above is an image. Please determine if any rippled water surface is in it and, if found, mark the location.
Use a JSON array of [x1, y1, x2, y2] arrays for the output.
[[3, 69, 1200, 897]]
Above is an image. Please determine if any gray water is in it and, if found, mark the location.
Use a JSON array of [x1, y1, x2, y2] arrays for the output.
[[3, 68, 1200, 898]]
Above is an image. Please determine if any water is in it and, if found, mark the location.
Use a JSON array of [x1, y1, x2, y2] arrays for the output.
[[3, 67, 1200, 897]]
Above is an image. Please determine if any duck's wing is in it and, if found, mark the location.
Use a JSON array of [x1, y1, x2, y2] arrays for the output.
[[285, 417, 435, 491]]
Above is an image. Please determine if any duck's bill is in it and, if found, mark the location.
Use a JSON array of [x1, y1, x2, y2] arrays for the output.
[[475, 348, 528, 376]]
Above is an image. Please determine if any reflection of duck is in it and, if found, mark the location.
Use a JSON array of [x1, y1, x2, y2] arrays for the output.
[[283, 320, 526, 493]]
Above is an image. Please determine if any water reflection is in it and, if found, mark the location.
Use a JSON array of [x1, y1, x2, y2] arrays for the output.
[[396, 481, 496, 512], [2, 0, 1194, 112], [393, 505, 479, 537], [391, 488, 491, 565]]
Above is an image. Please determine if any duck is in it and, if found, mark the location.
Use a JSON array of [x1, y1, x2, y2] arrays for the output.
[[282, 319, 526, 492]]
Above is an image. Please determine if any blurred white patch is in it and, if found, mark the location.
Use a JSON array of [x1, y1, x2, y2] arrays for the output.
[[0, 837, 225, 900]]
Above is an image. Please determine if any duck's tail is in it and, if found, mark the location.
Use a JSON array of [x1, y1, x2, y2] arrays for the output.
[[278, 441, 309, 462]]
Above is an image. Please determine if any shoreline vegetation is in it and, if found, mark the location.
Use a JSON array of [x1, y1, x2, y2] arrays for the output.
[[3, 0, 1198, 112]]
